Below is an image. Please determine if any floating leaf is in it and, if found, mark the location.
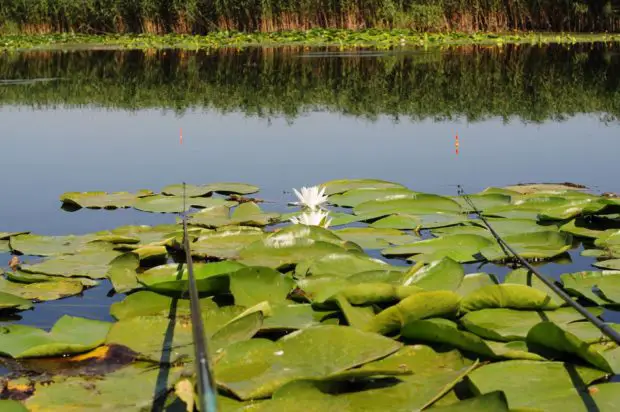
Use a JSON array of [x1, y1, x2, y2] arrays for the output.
[[560, 218, 617, 239], [402, 257, 464, 291], [468, 360, 614, 411], [9, 234, 100, 256], [107, 224, 179, 246], [480, 231, 573, 262], [137, 261, 245, 293], [215, 325, 402, 400], [594, 259, 620, 270], [60, 190, 153, 209], [21, 247, 122, 279], [332, 227, 419, 249], [401, 318, 544, 361], [328, 187, 419, 208], [0, 400, 28, 412], [505, 267, 565, 306], [162, 183, 214, 197], [229, 266, 294, 307], [0, 277, 83, 301], [321, 179, 405, 196], [106, 253, 141, 294], [451, 194, 512, 212], [261, 304, 323, 332], [460, 307, 602, 341], [382, 234, 492, 263], [560, 270, 620, 306], [192, 228, 265, 259], [110, 291, 218, 320], [431, 392, 509, 411], [0, 291, 33, 311], [503, 183, 588, 194], [204, 182, 260, 195], [527, 322, 620, 373], [0, 315, 110, 358], [295, 252, 395, 278], [134, 195, 236, 213], [433, 218, 554, 238], [354, 196, 462, 220], [459, 284, 561, 313], [455, 273, 499, 297], [189, 202, 279, 228], [365, 290, 460, 335]]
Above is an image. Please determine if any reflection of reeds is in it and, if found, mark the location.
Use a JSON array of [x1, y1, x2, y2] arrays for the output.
[[0, 44, 618, 122], [1, 1, 619, 34]]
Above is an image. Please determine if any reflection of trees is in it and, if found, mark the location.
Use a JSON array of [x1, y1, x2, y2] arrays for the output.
[[0, 44, 618, 123]]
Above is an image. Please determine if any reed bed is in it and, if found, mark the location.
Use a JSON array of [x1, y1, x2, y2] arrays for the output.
[[1, 1, 620, 34]]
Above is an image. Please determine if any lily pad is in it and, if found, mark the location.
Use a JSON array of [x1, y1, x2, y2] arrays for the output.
[[204, 182, 260, 195], [60, 190, 153, 209], [460, 307, 603, 342], [9, 233, 101, 256], [468, 360, 615, 411], [294, 252, 396, 278], [24, 362, 185, 411], [431, 392, 509, 411], [560, 270, 620, 306], [0, 401, 28, 412], [538, 198, 609, 220], [192, 228, 266, 259], [480, 231, 573, 262], [433, 218, 554, 238], [370, 213, 471, 230], [560, 218, 618, 239], [0, 278, 84, 301], [106, 253, 141, 294], [189, 202, 279, 228], [365, 290, 460, 335], [332, 227, 419, 249], [321, 179, 406, 195], [402, 318, 544, 361], [215, 325, 402, 400], [137, 261, 245, 293], [459, 284, 561, 313], [134, 195, 236, 213], [354, 196, 462, 220], [455, 273, 499, 297], [110, 291, 218, 320], [503, 183, 588, 194], [107, 224, 179, 246], [381, 234, 493, 263], [328, 187, 419, 208], [261, 304, 324, 332], [228, 266, 295, 307], [402, 257, 464, 291], [527, 321, 620, 373], [0, 315, 110, 358], [505, 267, 565, 306], [163, 182, 259, 197], [0, 291, 33, 311], [451, 194, 512, 212], [21, 247, 122, 279], [6, 269, 97, 286], [594, 259, 620, 270]]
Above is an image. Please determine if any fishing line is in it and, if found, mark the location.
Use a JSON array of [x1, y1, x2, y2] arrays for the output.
[[457, 185, 620, 345], [181, 182, 218, 412]]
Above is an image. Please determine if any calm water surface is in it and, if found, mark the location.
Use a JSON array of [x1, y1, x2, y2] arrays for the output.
[[0, 44, 619, 333]]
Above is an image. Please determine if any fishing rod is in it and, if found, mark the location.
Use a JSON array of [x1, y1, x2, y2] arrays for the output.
[[457, 185, 620, 345], [181, 183, 218, 412]]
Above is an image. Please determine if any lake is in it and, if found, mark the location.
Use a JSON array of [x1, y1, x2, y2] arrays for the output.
[[1, 43, 619, 377]]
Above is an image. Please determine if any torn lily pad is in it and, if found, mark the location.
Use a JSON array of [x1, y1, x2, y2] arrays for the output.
[[60, 190, 153, 209], [0, 315, 110, 358]]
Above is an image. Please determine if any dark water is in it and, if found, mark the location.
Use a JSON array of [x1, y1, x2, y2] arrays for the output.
[[0, 43, 619, 332]]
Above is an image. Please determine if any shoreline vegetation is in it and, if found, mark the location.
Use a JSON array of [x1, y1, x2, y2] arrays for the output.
[[1, 31, 620, 51]]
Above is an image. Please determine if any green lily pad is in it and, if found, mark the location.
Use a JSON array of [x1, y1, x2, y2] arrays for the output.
[[365, 290, 460, 335], [460, 307, 603, 342], [20, 247, 122, 279], [6, 269, 97, 286], [560, 218, 618, 239], [0, 400, 28, 412], [107, 224, 179, 246], [431, 392, 509, 411], [106, 253, 141, 294], [229, 266, 295, 307], [433, 218, 555, 238], [402, 318, 544, 361], [595, 230, 620, 248], [60, 190, 153, 209], [137, 261, 245, 293], [161, 183, 214, 197], [354, 196, 462, 220], [527, 322, 620, 373], [480, 231, 573, 262], [538, 198, 609, 221], [321, 179, 405, 196], [24, 362, 185, 411], [215, 325, 402, 400], [163, 182, 259, 197], [328, 187, 419, 208], [594, 259, 620, 270], [332, 227, 419, 249], [0, 291, 33, 311], [0, 277, 84, 301], [505, 267, 565, 307], [110, 291, 218, 320], [0, 240, 10, 253], [402, 257, 464, 291], [0, 315, 110, 358], [192, 228, 266, 259], [189, 202, 279, 228], [134, 195, 237, 213], [459, 284, 561, 313], [560, 270, 620, 306], [295, 252, 396, 278], [261, 304, 324, 332], [451, 194, 512, 212], [468, 360, 615, 411], [204, 182, 260, 195], [504, 183, 589, 194], [455, 273, 499, 297], [106, 306, 258, 362], [370, 213, 471, 230], [9, 233, 101, 256], [381, 234, 493, 263]]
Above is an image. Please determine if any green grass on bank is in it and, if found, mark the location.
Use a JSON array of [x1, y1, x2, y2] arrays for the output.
[[2, 30, 620, 51]]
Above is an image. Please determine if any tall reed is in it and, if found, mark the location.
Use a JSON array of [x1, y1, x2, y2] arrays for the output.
[[1, 1, 620, 34]]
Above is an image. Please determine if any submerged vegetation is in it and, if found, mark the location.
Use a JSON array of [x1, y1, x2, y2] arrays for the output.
[[1, 44, 619, 122], [1, 179, 620, 410], [1, 0, 620, 34]]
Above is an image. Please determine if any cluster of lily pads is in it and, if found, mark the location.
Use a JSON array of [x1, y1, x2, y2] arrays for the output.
[[1, 178, 619, 411]]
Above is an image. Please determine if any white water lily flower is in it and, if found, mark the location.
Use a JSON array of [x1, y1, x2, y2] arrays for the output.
[[292, 186, 328, 211], [290, 209, 332, 228]]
